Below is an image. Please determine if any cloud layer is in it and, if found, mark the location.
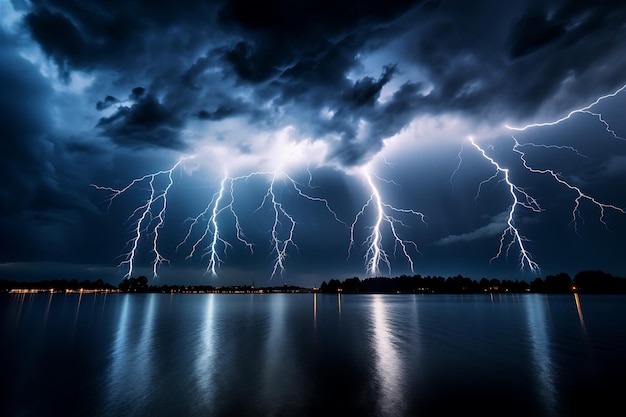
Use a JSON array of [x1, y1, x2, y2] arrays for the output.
[[2, 0, 626, 284]]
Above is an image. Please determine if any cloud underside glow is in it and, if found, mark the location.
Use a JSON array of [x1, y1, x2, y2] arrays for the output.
[[93, 83, 626, 279], [3, 0, 626, 283]]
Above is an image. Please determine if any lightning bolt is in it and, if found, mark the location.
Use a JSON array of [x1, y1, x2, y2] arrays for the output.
[[94, 83, 625, 280], [514, 141, 589, 160], [506, 83, 626, 141], [349, 169, 426, 276], [260, 170, 345, 278], [462, 83, 626, 273], [91, 159, 184, 279], [176, 172, 254, 276], [174, 168, 344, 279], [506, 83, 626, 235], [449, 141, 465, 192], [263, 170, 297, 278], [512, 137, 625, 234], [468, 137, 541, 273]]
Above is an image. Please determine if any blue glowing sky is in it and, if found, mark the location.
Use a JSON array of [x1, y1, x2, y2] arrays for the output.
[[2, 0, 626, 286]]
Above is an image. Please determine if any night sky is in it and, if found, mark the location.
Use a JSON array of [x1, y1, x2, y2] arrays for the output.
[[2, 0, 626, 287]]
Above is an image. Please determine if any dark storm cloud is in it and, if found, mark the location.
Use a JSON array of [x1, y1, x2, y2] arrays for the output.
[[322, 67, 427, 165], [404, 0, 626, 118], [20, 0, 226, 149], [0, 34, 84, 218], [0, 35, 101, 262], [197, 96, 252, 121], [18, 0, 626, 165], [4, 0, 626, 284], [96, 88, 186, 149], [507, 7, 567, 59], [95, 95, 119, 111], [213, 1, 432, 164], [216, 0, 421, 83], [23, 0, 221, 72]]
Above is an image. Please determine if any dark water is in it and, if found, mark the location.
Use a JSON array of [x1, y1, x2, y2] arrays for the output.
[[2, 292, 626, 417]]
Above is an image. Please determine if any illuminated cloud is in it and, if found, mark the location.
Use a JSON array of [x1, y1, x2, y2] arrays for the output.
[[2, 0, 626, 284], [436, 212, 509, 246]]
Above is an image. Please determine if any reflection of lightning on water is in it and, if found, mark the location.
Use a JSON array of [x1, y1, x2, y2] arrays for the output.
[[463, 83, 626, 272], [96, 163, 343, 279], [349, 169, 426, 276]]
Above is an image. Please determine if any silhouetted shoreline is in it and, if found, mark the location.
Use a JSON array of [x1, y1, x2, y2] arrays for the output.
[[2, 270, 626, 295]]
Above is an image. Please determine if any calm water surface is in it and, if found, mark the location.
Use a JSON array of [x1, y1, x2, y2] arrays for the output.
[[2, 292, 626, 417]]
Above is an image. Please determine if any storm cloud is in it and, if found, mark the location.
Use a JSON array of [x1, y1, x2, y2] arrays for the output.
[[2, 0, 626, 285]]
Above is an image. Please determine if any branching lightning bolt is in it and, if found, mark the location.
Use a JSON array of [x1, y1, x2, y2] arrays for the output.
[[348, 170, 426, 276], [468, 137, 541, 273], [91, 159, 184, 279], [512, 137, 625, 234], [449, 141, 465, 192], [462, 83, 626, 273], [514, 141, 589, 160], [263, 171, 297, 278], [173, 168, 344, 279], [261, 170, 346, 278], [506, 83, 626, 235], [96, 162, 344, 279], [94, 83, 625, 280], [176, 172, 254, 276], [506, 83, 626, 141]]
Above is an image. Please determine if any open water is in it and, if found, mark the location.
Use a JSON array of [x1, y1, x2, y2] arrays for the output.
[[2, 292, 625, 416]]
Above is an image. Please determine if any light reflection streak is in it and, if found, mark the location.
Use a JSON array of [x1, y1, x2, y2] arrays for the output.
[[337, 293, 342, 318], [313, 293, 317, 330], [371, 295, 405, 416], [74, 290, 83, 323], [261, 295, 287, 401], [105, 294, 157, 414], [194, 294, 217, 402], [259, 294, 303, 413], [573, 293, 586, 332], [43, 292, 53, 325], [89, 292, 98, 319], [10, 293, 26, 329], [100, 292, 108, 320], [107, 294, 131, 403], [524, 295, 558, 415], [136, 293, 157, 385]]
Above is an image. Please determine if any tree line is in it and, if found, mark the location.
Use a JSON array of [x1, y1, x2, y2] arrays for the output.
[[0, 278, 118, 292], [2, 269, 625, 294], [319, 270, 626, 294]]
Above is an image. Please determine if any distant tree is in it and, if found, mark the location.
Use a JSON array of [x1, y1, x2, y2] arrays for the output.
[[321, 279, 342, 293], [137, 276, 149, 291], [119, 278, 131, 292], [530, 277, 545, 293], [342, 277, 361, 293], [544, 273, 572, 293], [361, 277, 393, 293], [574, 270, 626, 293]]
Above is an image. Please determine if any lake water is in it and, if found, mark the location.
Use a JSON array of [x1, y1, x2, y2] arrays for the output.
[[2, 292, 625, 417]]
